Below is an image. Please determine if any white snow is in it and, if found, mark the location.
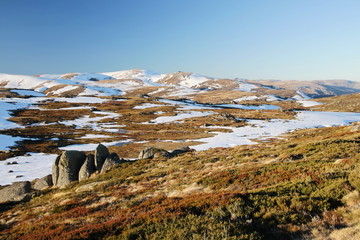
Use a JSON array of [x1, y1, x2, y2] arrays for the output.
[[78, 87, 101, 96], [0, 97, 62, 150], [148, 87, 168, 95], [234, 96, 259, 101], [103, 69, 160, 81], [0, 153, 58, 186], [133, 103, 163, 109], [180, 74, 211, 88], [102, 69, 165, 87], [0, 99, 27, 130], [164, 87, 202, 98], [293, 90, 311, 100], [237, 83, 258, 92], [71, 73, 113, 81], [0, 74, 46, 89], [51, 85, 80, 95], [214, 104, 281, 110], [60, 110, 121, 132], [234, 95, 282, 102], [298, 100, 324, 107], [52, 97, 109, 103], [0, 97, 49, 130], [159, 99, 216, 110], [11, 89, 45, 97], [80, 134, 112, 139], [265, 95, 282, 101], [193, 111, 360, 151], [81, 85, 122, 96]]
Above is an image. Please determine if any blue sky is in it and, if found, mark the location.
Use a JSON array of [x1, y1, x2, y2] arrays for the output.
[[0, 0, 359, 81]]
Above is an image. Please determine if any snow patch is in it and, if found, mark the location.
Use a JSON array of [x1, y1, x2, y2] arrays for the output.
[[181, 74, 211, 88], [193, 111, 360, 151], [11, 89, 45, 97], [60, 110, 121, 132], [237, 83, 258, 92], [214, 104, 281, 110], [293, 90, 311, 100], [51, 85, 79, 95], [52, 97, 108, 103], [0, 153, 58, 186], [298, 100, 324, 107], [133, 103, 163, 109]]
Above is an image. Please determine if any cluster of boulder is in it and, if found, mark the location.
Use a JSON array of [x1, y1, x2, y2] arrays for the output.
[[0, 144, 192, 203], [52, 144, 123, 187]]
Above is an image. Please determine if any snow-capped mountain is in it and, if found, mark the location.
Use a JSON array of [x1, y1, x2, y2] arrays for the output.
[[1, 69, 360, 100]]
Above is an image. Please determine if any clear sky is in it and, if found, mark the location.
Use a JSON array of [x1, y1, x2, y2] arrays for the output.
[[1, 0, 359, 81]]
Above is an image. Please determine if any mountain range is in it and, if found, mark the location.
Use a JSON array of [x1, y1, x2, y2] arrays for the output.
[[1, 69, 360, 102]]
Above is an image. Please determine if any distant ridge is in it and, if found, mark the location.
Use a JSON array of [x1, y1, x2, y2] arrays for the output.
[[1, 69, 359, 100]]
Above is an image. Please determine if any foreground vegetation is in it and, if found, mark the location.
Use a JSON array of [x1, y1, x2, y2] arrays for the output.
[[0, 122, 359, 239]]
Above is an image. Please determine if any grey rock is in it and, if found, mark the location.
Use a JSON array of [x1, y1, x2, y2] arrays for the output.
[[0, 181, 31, 202], [79, 154, 96, 181], [138, 147, 171, 159], [34, 174, 53, 190], [52, 150, 86, 187], [101, 153, 123, 173], [52, 154, 61, 186], [170, 146, 192, 157], [95, 144, 110, 172]]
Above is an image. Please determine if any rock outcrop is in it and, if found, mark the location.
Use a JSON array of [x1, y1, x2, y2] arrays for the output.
[[170, 146, 192, 157], [34, 174, 53, 190], [95, 144, 110, 172], [50, 144, 123, 187], [79, 154, 96, 181], [48, 144, 192, 188], [138, 146, 192, 159], [138, 147, 171, 159], [0, 181, 31, 202], [52, 150, 86, 187], [101, 153, 123, 173]]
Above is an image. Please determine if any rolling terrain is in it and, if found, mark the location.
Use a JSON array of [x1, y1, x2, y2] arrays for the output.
[[0, 69, 359, 239]]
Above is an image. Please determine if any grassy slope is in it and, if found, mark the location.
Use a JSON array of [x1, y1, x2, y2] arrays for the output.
[[310, 93, 360, 112], [0, 124, 359, 239]]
